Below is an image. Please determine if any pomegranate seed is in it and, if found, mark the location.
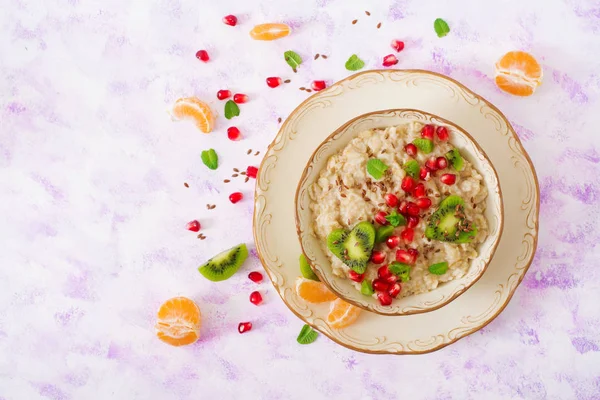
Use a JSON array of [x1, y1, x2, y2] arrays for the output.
[[377, 291, 393, 305], [238, 322, 252, 334], [186, 220, 201, 232], [401, 176, 415, 193], [382, 54, 399, 67], [388, 282, 402, 298], [229, 192, 243, 204], [378, 265, 392, 279], [233, 93, 248, 104], [421, 124, 434, 139], [398, 200, 409, 215], [419, 166, 431, 181], [436, 126, 449, 141], [386, 235, 400, 249], [385, 274, 398, 284], [400, 227, 414, 243], [217, 90, 231, 100], [440, 173, 457, 185], [384, 193, 398, 207], [374, 211, 388, 225], [436, 156, 448, 170], [227, 126, 241, 141], [349, 270, 365, 283], [404, 143, 417, 156], [416, 197, 432, 209], [249, 291, 263, 305], [425, 157, 438, 171], [246, 166, 258, 178], [311, 80, 327, 91], [371, 250, 386, 264], [266, 77, 282, 88], [413, 183, 426, 198], [390, 39, 405, 52], [408, 248, 419, 262], [372, 279, 390, 292], [248, 271, 263, 283], [406, 202, 420, 216], [195, 50, 209, 62], [223, 14, 238, 26], [407, 215, 419, 228], [396, 249, 416, 265]]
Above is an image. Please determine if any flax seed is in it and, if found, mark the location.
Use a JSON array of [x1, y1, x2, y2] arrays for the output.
[[254, 151, 260, 156], [224, 179, 230, 183], [314, 54, 320, 60], [377, 22, 382, 29], [306, 89, 312, 93], [184, 182, 189, 188], [233, 168, 239, 172], [245, 177, 249, 183], [352, 19, 358, 24], [232, 174, 238, 177], [365, 11, 371, 16], [247, 149, 252, 155], [322, 55, 328, 59], [278, 117, 282, 123], [284, 79, 291, 83]]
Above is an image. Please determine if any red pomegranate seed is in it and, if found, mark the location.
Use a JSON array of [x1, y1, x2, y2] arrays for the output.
[[195, 50, 209, 62], [378, 265, 392, 279], [238, 322, 252, 334], [377, 291, 393, 305], [406, 202, 420, 217], [371, 250, 386, 264], [266, 77, 282, 88], [401, 176, 415, 193], [400, 227, 414, 243], [186, 220, 201, 232], [421, 124, 434, 139], [246, 166, 258, 178], [440, 173, 457, 185], [416, 197, 432, 209], [223, 14, 238, 26], [388, 282, 402, 298], [249, 291, 263, 305], [372, 279, 390, 292], [436, 126, 449, 141], [386, 235, 400, 249], [229, 192, 243, 204], [396, 249, 416, 265], [436, 156, 448, 170], [390, 39, 405, 52], [425, 157, 438, 171], [374, 211, 388, 225], [248, 271, 263, 283], [419, 166, 431, 181], [398, 200, 409, 215], [407, 215, 419, 228], [227, 126, 241, 141], [413, 183, 426, 198], [311, 80, 327, 91], [217, 89, 231, 100], [385, 273, 398, 284], [384, 193, 398, 207], [382, 54, 399, 67], [408, 248, 419, 262], [404, 143, 417, 156], [233, 93, 248, 104], [348, 270, 365, 283]]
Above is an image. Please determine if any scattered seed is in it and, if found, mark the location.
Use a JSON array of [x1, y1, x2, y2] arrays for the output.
[[233, 168, 239, 172], [378, 203, 385, 206], [473, 204, 477, 209], [341, 193, 347, 198], [322, 55, 328, 59], [306, 89, 312, 93], [245, 177, 249, 183], [224, 179, 230, 183], [254, 151, 260, 156], [232, 174, 239, 177], [377, 22, 382, 29], [299, 87, 306, 91], [247, 149, 252, 155], [211, 205, 216, 209], [352, 19, 358, 25], [284, 79, 291, 83], [197, 233, 202, 238], [206, 204, 210, 209], [184, 182, 189, 188], [278, 117, 282, 123], [314, 54, 320, 60], [444, 192, 451, 196], [365, 11, 371, 16], [293, 68, 297, 73]]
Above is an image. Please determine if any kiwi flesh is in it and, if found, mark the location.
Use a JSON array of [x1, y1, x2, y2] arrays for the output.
[[327, 221, 375, 274], [299, 253, 320, 281], [375, 225, 395, 243], [446, 148, 464, 171], [198, 243, 248, 281], [425, 195, 477, 243]]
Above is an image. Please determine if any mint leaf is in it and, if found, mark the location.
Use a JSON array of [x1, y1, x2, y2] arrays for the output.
[[297, 324, 318, 345], [413, 138, 434, 154], [299, 254, 319, 281], [429, 261, 449, 275], [389, 262, 411, 282], [284, 50, 302, 70], [385, 211, 406, 227], [201, 149, 218, 170], [361, 280, 374, 296], [404, 160, 420, 179], [375, 225, 395, 243], [366, 158, 388, 179], [224, 100, 240, 120], [434, 18, 450, 38], [345, 54, 365, 71]]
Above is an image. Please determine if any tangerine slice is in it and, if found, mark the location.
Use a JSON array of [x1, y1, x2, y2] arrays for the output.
[[295, 277, 337, 303], [250, 23, 291, 41], [170, 97, 215, 133], [494, 51, 543, 97], [155, 297, 201, 346], [326, 298, 361, 329]]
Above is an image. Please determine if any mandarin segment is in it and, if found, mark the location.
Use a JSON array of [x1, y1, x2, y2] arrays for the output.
[[494, 51, 542, 96], [250, 23, 291, 41], [155, 297, 201, 346], [170, 97, 215, 133], [326, 298, 361, 329], [295, 277, 337, 303]]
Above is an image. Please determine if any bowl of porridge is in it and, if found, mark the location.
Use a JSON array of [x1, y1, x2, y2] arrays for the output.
[[295, 109, 503, 316]]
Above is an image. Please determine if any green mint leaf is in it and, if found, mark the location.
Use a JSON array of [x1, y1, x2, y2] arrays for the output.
[[429, 261, 449, 275], [366, 158, 388, 180], [345, 54, 365, 71], [389, 262, 411, 282], [385, 211, 406, 227], [284, 50, 302, 70], [361, 280, 374, 296], [224, 100, 240, 120], [434, 18, 450, 38], [299, 254, 320, 281], [404, 160, 420, 179], [413, 138, 434, 154], [297, 324, 318, 345], [375, 225, 395, 243], [201, 149, 218, 170]]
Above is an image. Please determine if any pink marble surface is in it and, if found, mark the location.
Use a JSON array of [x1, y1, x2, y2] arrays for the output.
[[1, 0, 600, 399]]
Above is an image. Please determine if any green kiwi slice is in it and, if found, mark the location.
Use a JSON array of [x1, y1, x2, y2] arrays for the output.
[[198, 243, 248, 281], [412, 138, 434, 154], [446, 148, 464, 171], [327, 221, 376, 274], [425, 195, 477, 243], [404, 160, 420, 179], [375, 225, 395, 243], [299, 253, 320, 281]]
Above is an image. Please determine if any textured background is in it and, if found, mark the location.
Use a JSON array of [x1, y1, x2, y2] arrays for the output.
[[1, 0, 600, 399]]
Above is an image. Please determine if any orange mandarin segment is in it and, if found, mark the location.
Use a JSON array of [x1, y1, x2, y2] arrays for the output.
[[155, 297, 202, 346], [295, 277, 337, 303], [170, 97, 215, 133], [326, 298, 361, 329], [494, 51, 543, 97], [250, 23, 291, 41]]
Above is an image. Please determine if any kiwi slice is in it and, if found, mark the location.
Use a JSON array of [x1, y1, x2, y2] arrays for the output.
[[446, 148, 464, 171], [403, 160, 420, 179], [425, 195, 477, 243], [198, 243, 248, 281], [299, 254, 320, 281], [412, 138, 434, 154], [327, 221, 376, 274], [375, 225, 395, 243]]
